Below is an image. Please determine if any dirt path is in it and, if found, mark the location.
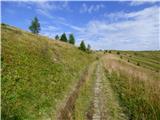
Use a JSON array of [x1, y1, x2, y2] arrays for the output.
[[92, 60, 127, 120], [57, 57, 127, 120], [92, 63, 103, 120]]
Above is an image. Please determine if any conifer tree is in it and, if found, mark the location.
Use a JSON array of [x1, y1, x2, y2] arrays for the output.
[[69, 34, 75, 45], [79, 40, 86, 51], [55, 35, 59, 40], [29, 17, 40, 34], [60, 33, 67, 42]]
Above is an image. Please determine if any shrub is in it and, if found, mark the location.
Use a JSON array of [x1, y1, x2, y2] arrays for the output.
[[1, 23, 6, 26], [117, 51, 120, 55], [134, 52, 137, 55], [96, 56, 99, 60], [120, 56, 123, 59], [156, 70, 159, 72], [86, 44, 91, 53], [128, 59, 130, 62], [137, 62, 140, 66], [55, 35, 59, 40], [109, 50, 111, 53], [104, 50, 108, 54]]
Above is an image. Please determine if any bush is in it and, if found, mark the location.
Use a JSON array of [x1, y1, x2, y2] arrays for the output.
[[96, 56, 99, 60], [104, 50, 108, 54], [109, 50, 111, 53], [156, 70, 159, 72], [120, 56, 123, 59], [134, 52, 137, 55], [117, 51, 120, 55], [1, 23, 6, 26], [137, 62, 140, 66], [128, 59, 130, 62]]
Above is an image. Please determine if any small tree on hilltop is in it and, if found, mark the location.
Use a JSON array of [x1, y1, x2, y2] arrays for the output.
[[29, 17, 40, 34], [79, 40, 86, 51], [55, 35, 59, 40], [60, 33, 68, 42], [87, 44, 91, 53], [69, 34, 75, 45]]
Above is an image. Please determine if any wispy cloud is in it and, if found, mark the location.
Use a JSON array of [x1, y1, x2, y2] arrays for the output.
[[77, 6, 160, 50], [129, 1, 157, 6], [80, 3, 104, 14], [36, 1, 71, 19]]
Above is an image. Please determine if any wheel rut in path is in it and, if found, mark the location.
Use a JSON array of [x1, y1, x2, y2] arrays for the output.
[[57, 63, 95, 120]]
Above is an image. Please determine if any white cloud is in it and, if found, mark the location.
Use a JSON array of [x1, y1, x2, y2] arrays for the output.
[[77, 6, 160, 50], [129, 1, 157, 6], [80, 3, 104, 14], [36, 1, 71, 18]]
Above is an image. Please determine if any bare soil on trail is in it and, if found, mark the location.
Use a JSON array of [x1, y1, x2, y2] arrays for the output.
[[57, 56, 127, 120]]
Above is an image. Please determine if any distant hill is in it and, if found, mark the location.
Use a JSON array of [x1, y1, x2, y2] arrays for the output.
[[1, 24, 95, 119]]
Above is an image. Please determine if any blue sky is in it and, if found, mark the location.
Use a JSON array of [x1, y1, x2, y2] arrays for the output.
[[1, 1, 160, 50]]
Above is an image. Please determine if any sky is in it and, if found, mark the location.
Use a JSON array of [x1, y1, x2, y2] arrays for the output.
[[1, 1, 160, 50]]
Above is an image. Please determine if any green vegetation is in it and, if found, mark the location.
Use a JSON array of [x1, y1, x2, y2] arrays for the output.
[[29, 17, 40, 34], [55, 35, 59, 40], [79, 40, 86, 51], [2, 23, 160, 120], [117, 51, 120, 55], [74, 62, 96, 120], [60, 33, 68, 42], [116, 51, 160, 72], [1, 24, 95, 119], [103, 57, 160, 120], [86, 44, 91, 53], [69, 33, 75, 45], [103, 69, 127, 120]]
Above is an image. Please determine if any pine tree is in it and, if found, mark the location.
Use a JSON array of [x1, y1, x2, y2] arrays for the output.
[[29, 17, 40, 34], [69, 34, 75, 45], [87, 44, 91, 53], [60, 33, 68, 42], [55, 35, 59, 40], [79, 40, 86, 51]]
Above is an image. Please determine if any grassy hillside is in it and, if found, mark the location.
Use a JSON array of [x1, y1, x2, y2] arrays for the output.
[[103, 54, 160, 120], [110, 50, 160, 72], [1, 24, 95, 120]]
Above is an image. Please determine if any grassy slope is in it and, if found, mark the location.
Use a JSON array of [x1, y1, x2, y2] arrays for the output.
[[112, 50, 160, 71], [1, 24, 95, 119], [103, 54, 160, 120]]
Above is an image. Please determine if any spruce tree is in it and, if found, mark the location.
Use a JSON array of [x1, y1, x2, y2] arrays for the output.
[[55, 35, 59, 40], [79, 40, 86, 51], [60, 33, 68, 42], [29, 17, 40, 34], [69, 34, 75, 45], [87, 44, 91, 53]]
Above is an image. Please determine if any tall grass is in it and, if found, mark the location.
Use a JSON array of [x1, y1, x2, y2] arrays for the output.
[[103, 57, 160, 120]]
